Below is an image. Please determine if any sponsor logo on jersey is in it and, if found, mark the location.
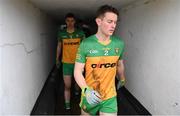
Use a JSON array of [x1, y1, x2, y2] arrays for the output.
[[89, 49, 98, 54], [64, 42, 80, 45], [91, 63, 116, 68]]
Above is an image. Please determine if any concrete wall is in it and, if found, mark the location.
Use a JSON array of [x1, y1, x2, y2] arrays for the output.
[[0, 0, 56, 114], [116, 0, 180, 114]]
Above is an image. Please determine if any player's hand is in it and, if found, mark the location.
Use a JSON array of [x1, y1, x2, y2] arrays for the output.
[[56, 59, 60, 68], [117, 79, 125, 90], [82, 87, 102, 105]]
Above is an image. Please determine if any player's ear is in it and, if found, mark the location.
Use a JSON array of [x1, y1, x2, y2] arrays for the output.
[[95, 18, 101, 26]]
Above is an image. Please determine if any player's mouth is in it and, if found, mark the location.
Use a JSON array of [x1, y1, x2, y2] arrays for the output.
[[109, 30, 114, 33]]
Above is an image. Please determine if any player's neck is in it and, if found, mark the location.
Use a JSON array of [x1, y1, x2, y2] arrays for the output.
[[96, 32, 110, 42], [67, 27, 75, 33]]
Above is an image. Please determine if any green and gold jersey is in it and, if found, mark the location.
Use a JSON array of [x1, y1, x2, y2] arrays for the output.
[[76, 35, 124, 100], [58, 29, 85, 64]]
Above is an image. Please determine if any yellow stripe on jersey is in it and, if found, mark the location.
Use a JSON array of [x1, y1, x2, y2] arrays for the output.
[[62, 38, 81, 63], [85, 56, 119, 100]]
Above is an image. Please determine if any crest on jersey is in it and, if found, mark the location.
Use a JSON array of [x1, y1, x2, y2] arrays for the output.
[[115, 48, 119, 54]]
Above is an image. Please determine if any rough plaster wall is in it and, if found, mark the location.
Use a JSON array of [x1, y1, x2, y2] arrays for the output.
[[116, 0, 180, 114], [0, 0, 56, 114]]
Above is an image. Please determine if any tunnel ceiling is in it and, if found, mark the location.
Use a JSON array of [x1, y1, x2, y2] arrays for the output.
[[30, 0, 136, 22]]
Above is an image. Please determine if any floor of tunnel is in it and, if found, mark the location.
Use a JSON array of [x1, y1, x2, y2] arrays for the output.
[[31, 66, 149, 115]]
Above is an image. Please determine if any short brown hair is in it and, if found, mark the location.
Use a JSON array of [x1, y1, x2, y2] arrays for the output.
[[96, 5, 119, 18]]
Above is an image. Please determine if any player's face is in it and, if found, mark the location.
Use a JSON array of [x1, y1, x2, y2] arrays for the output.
[[97, 12, 118, 36], [66, 17, 75, 28]]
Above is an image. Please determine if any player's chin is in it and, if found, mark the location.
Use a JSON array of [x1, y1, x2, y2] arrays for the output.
[[108, 31, 114, 35]]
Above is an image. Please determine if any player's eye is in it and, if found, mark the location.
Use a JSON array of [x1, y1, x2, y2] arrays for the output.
[[107, 20, 112, 23]]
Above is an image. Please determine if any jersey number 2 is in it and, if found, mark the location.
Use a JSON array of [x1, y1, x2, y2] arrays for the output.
[[104, 50, 108, 56]]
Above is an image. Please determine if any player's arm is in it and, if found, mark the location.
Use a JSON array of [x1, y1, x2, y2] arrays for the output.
[[74, 62, 87, 89], [74, 39, 102, 105], [56, 41, 61, 67], [74, 62, 102, 105], [117, 60, 126, 86]]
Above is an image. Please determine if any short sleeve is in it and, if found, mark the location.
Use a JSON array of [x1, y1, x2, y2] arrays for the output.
[[119, 47, 124, 60], [75, 41, 86, 63], [57, 31, 62, 42], [119, 40, 125, 60]]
